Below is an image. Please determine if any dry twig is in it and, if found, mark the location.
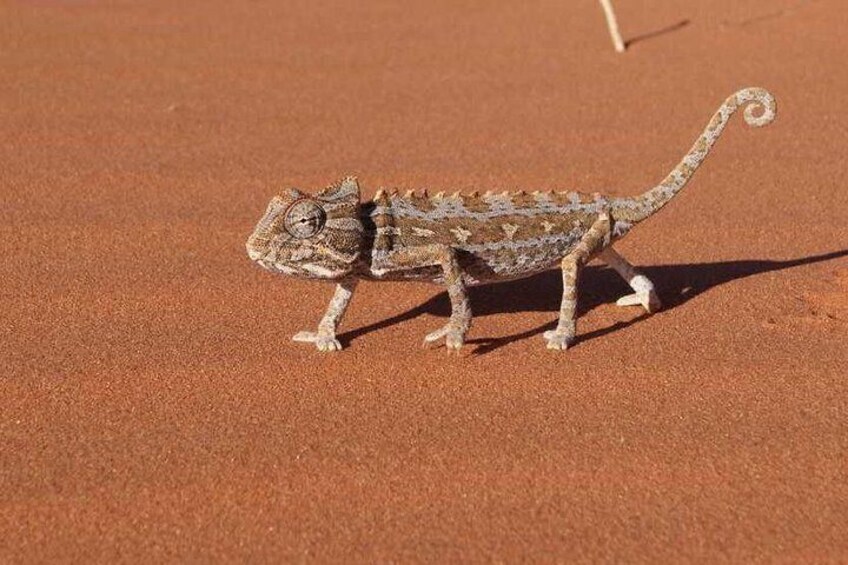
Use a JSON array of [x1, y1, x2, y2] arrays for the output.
[[599, 0, 626, 52]]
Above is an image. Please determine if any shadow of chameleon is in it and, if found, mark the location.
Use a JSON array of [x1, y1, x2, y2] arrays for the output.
[[338, 250, 848, 354]]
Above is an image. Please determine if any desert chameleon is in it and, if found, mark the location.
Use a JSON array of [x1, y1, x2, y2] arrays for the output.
[[246, 87, 776, 352]]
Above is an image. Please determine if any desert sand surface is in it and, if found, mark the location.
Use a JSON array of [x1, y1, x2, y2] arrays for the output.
[[2, 0, 847, 561]]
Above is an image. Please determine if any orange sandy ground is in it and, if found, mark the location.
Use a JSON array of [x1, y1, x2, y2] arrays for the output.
[[2, 0, 847, 561]]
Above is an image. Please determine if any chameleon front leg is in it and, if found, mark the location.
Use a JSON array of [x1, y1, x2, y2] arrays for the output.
[[421, 246, 471, 352], [370, 244, 471, 352], [598, 247, 662, 313], [545, 213, 612, 350], [292, 278, 358, 352]]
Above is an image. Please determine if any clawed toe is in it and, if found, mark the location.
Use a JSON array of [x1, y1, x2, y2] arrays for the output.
[[423, 326, 448, 344], [423, 324, 465, 352], [316, 337, 342, 351], [292, 331, 343, 352], [615, 290, 662, 313], [543, 329, 574, 351], [292, 331, 318, 343]]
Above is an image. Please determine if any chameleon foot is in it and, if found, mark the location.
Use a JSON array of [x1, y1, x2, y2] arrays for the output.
[[543, 329, 575, 351], [616, 289, 662, 314], [292, 331, 343, 352], [423, 324, 466, 351]]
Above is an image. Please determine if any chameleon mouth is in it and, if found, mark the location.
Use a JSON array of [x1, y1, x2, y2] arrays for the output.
[[247, 247, 298, 276], [261, 260, 297, 276]]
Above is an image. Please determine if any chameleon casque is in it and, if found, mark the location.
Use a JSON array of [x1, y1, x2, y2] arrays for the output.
[[246, 87, 776, 352]]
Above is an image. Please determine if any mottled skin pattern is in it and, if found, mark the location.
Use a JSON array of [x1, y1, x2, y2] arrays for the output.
[[247, 88, 776, 352]]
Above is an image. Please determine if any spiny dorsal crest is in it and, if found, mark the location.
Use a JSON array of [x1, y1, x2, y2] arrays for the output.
[[377, 184, 604, 207], [317, 176, 360, 205]]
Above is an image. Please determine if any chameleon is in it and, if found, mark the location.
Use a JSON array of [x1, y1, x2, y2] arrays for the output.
[[246, 87, 776, 352]]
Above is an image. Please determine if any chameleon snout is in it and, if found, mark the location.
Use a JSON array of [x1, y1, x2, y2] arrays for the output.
[[246, 246, 263, 261], [245, 235, 270, 262]]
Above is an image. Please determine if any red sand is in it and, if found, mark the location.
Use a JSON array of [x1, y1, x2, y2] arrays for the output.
[[2, 0, 847, 561]]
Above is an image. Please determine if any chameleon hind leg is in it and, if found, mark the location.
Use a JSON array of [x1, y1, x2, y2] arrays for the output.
[[598, 247, 662, 313], [292, 279, 358, 352], [544, 213, 611, 350]]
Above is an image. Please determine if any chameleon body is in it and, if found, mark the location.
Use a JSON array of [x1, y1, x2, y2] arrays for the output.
[[246, 87, 776, 352]]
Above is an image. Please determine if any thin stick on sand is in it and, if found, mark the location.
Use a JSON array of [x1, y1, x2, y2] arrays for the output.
[[598, 0, 626, 52]]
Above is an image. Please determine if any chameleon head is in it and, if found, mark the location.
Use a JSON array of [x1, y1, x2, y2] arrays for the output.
[[246, 177, 364, 279]]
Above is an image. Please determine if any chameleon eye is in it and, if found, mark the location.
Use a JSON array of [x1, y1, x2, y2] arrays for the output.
[[284, 199, 326, 239]]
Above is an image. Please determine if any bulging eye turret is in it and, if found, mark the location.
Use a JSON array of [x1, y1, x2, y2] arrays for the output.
[[284, 199, 326, 239]]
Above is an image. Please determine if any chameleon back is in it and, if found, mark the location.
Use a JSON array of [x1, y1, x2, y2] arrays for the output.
[[363, 190, 614, 285]]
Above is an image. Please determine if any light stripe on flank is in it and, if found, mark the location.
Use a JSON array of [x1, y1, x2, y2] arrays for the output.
[[459, 230, 583, 254], [369, 230, 584, 264]]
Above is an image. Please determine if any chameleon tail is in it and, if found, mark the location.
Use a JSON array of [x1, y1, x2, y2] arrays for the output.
[[611, 87, 776, 223]]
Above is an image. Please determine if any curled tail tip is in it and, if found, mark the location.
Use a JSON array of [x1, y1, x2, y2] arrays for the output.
[[733, 87, 777, 128]]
